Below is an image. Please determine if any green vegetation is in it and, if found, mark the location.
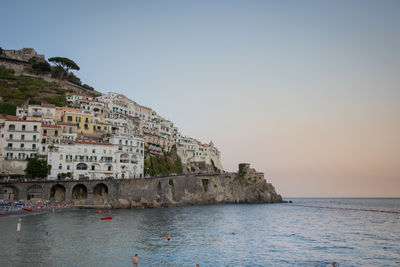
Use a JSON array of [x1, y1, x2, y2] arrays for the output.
[[48, 57, 80, 72], [28, 58, 51, 74], [144, 154, 182, 176], [25, 157, 51, 179], [0, 102, 16, 115], [0, 65, 16, 79], [0, 65, 68, 107], [59, 172, 73, 179]]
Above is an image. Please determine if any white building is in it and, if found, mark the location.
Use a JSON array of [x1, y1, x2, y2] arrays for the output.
[[48, 141, 115, 180], [47, 136, 144, 180], [109, 135, 144, 179], [177, 137, 223, 173], [0, 118, 41, 174]]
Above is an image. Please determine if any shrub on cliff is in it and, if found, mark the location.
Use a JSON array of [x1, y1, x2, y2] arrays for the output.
[[28, 58, 51, 74], [144, 154, 183, 176]]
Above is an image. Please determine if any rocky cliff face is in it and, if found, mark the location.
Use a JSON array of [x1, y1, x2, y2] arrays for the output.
[[107, 165, 283, 209]]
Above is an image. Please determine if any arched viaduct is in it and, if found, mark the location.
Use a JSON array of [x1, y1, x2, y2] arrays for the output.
[[0, 173, 226, 206]]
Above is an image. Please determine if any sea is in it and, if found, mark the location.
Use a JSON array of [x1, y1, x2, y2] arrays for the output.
[[0, 198, 399, 267]]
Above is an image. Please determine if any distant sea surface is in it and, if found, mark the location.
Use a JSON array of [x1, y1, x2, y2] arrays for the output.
[[0, 198, 399, 266]]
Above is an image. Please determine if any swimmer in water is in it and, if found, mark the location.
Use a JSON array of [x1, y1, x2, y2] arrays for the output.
[[132, 254, 138, 265]]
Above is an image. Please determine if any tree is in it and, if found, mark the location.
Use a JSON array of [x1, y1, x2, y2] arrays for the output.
[[48, 57, 80, 81], [0, 102, 16, 115], [25, 157, 51, 179], [48, 57, 80, 72]]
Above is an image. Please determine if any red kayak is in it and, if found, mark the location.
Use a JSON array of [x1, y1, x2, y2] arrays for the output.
[[22, 208, 33, 212], [101, 216, 113, 220], [95, 210, 108, 213]]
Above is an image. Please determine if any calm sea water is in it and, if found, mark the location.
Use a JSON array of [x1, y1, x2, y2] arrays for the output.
[[0, 198, 399, 267]]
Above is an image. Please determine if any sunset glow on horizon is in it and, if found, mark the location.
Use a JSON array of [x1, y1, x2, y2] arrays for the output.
[[1, 0, 399, 197]]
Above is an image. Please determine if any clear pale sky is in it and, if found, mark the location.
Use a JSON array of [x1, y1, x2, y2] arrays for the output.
[[1, 0, 399, 197]]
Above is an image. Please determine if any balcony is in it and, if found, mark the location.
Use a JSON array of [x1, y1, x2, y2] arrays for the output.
[[5, 147, 39, 151], [8, 129, 39, 133], [6, 138, 38, 142]]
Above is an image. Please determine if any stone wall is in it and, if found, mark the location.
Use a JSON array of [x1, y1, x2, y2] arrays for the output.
[[0, 169, 283, 208]]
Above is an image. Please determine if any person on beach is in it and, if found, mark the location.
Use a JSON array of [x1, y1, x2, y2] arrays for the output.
[[132, 254, 138, 265]]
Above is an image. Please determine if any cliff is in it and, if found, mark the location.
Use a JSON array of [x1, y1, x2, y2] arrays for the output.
[[106, 165, 283, 209]]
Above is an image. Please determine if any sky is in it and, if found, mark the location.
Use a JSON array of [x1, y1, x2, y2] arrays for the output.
[[1, 0, 399, 197]]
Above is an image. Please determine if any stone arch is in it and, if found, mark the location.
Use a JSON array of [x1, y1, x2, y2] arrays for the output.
[[50, 184, 66, 202], [27, 184, 43, 200], [0, 185, 18, 201], [72, 184, 87, 203], [93, 183, 108, 204]]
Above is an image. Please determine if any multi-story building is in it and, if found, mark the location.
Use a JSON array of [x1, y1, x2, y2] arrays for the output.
[[47, 141, 115, 180], [16, 104, 57, 123], [62, 110, 97, 135], [0, 118, 41, 174], [66, 93, 93, 104], [109, 135, 144, 179], [47, 136, 144, 180], [177, 137, 222, 173], [39, 124, 61, 157]]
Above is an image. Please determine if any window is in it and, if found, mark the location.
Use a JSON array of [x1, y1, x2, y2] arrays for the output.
[[67, 165, 70, 170], [21, 134, 25, 140], [9, 134, 13, 140], [67, 116, 73, 122], [59, 155, 63, 160], [34, 125, 37, 131], [20, 143, 24, 148], [22, 125, 26, 131], [7, 143, 12, 148], [84, 148, 87, 153], [33, 135, 36, 141], [32, 144, 36, 149], [42, 138, 46, 144], [77, 163, 88, 170], [59, 164, 62, 170], [91, 165, 95, 170], [55, 130, 58, 136], [92, 149, 96, 153], [9, 124, 15, 130]]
